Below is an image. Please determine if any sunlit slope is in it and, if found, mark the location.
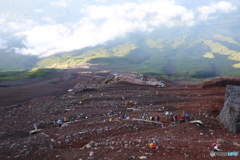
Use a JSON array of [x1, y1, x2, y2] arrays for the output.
[[36, 42, 137, 68]]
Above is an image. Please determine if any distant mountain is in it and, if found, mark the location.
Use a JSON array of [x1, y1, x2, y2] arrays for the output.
[[33, 23, 240, 79], [1, 10, 240, 80]]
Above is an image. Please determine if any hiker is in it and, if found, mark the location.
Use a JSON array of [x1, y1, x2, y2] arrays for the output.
[[212, 143, 220, 152], [152, 116, 155, 121], [34, 123, 39, 130], [179, 115, 186, 123], [173, 115, 178, 124], [63, 117, 68, 122], [164, 111, 169, 121], [185, 113, 191, 122], [142, 113, 146, 120], [157, 116, 160, 122], [77, 114, 83, 120], [169, 112, 174, 122], [149, 142, 156, 149], [57, 119, 63, 126], [149, 116, 153, 121]]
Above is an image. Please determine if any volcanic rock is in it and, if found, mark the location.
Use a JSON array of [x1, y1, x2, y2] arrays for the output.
[[219, 85, 240, 134]]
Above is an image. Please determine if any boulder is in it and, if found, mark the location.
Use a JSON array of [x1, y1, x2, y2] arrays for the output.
[[219, 85, 240, 134]]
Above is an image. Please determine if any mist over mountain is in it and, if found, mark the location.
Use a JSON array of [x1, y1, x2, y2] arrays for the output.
[[1, 0, 240, 79]]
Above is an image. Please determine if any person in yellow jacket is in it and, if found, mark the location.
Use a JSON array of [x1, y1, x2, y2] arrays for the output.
[[63, 117, 68, 122]]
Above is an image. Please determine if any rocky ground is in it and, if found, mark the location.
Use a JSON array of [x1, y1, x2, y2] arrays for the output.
[[0, 68, 240, 160]]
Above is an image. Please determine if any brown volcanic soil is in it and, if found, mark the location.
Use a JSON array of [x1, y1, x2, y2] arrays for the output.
[[0, 68, 94, 106], [0, 69, 240, 160]]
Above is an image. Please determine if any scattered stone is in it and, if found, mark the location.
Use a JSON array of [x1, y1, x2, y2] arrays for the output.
[[111, 141, 115, 145], [233, 141, 240, 147], [217, 138, 229, 143], [136, 144, 140, 147], [29, 129, 42, 135], [41, 132, 50, 137], [109, 146, 114, 150], [15, 155, 20, 158], [61, 123, 69, 127], [139, 156, 148, 159], [89, 151, 94, 156]]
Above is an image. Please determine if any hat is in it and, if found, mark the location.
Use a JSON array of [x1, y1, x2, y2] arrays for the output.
[[212, 143, 217, 146]]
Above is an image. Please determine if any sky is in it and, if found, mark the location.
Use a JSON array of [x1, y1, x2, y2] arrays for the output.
[[0, 0, 238, 57]]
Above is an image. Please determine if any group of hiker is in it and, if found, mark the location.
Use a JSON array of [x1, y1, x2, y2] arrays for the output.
[[139, 110, 192, 127], [165, 111, 191, 124], [54, 114, 88, 127], [141, 113, 161, 122]]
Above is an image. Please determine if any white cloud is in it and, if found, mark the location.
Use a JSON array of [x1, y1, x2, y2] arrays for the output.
[[181, 12, 194, 22], [35, 9, 44, 13], [0, 17, 5, 24], [17, 25, 70, 57], [0, 38, 7, 49], [4, 0, 237, 57], [198, 1, 237, 20], [42, 17, 55, 23], [215, 1, 237, 13], [8, 19, 35, 32], [95, 0, 107, 2], [51, 0, 67, 7]]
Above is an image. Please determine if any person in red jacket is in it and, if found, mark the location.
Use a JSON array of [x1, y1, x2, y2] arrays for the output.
[[179, 115, 186, 123]]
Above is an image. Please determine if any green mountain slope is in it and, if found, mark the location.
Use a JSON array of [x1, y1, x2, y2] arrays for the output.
[[1, 18, 240, 80], [33, 31, 240, 80]]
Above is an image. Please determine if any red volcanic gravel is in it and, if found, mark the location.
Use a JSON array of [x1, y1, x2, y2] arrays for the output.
[[0, 69, 240, 160]]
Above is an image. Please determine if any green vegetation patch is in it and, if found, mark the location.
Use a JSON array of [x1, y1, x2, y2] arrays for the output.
[[0, 68, 61, 81], [36, 43, 137, 68], [213, 34, 240, 45], [0, 70, 26, 81], [26, 68, 61, 79]]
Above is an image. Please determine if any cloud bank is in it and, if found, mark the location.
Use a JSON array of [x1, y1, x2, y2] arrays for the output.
[[0, 38, 7, 49], [0, 0, 237, 57], [198, 1, 237, 20]]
